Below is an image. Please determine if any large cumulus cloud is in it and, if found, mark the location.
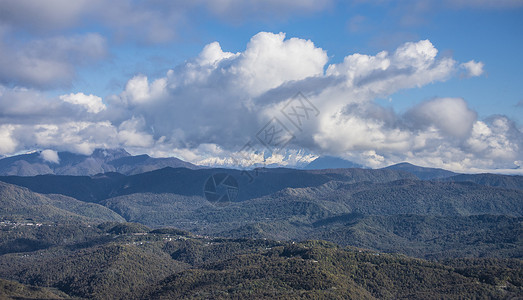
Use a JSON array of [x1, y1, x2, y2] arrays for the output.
[[0, 32, 521, 173]]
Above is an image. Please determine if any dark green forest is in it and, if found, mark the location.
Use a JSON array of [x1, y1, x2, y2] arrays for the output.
[[0, 222, 521, 299]]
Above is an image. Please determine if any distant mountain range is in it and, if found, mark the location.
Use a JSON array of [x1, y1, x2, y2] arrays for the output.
[[0, 148, 198, 176], [303, 156, 364, 170], [439, 173, 523, 191], [0, 149, 468, 180], [0, 167, 416, 203], [383, 162, 458, 180]]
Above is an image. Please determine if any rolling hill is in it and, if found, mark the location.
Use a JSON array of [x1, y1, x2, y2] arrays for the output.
[[0, 225, 520, 299], [383, 162, 458, 180], [0, 278, 69, 299], [440, 173, 523, 191], [0, 181, 124, 223]]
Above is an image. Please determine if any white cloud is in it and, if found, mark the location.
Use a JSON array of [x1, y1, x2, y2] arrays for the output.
[[234, 32, 328, 96], [109, 32, 329, 151], [197, 42, 238, 66], [0, 86, 107, 125], [461, 60, 484, 77], [97, 35, 523, 172], [29, 121, 118, 155], [40, 149, 60, 164], [465, 116, 522, 163], [0, 125, 18, 154], [117, 117, 154, 148], [326, 40, 456, 98], [120, 75, 167, 105], [60, 93, 106, 113]]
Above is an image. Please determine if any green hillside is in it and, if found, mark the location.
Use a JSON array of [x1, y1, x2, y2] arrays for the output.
[[0, 181, 124, 223], [0, 278, 69, 299], [144, 241, 521, 299], [100, 179, 523, 229], [0, 224, 520, 299], [217, 214, 523, 260]]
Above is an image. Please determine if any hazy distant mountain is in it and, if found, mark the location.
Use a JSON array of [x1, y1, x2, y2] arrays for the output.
[[0, 148, 199, 176], [0, 167, 415, 203], [383, 162, 458, 180], [440, 173, 523, 191], [304, 156, 364, 169], [106, 153, 199, 175]]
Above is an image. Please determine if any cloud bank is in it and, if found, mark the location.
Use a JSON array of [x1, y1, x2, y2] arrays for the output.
[[0, 0, 332, 43], [0, 32, 521, 173], [0, 32, 107, 88]]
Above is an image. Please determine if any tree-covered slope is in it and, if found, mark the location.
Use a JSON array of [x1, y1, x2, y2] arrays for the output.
[[217, 214, 523, 260], [0, 224, 520, 299], [0, 278, 69, 299], [97, 179, 523, 237], [143, 240, 522, 299], [0, 181, 124, 223]]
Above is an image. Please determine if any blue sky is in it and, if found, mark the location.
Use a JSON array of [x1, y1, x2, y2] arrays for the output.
[[0, 0, 522, 173]]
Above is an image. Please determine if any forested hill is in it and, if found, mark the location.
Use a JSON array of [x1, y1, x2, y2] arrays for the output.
[[0, 223, 520, 299]]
